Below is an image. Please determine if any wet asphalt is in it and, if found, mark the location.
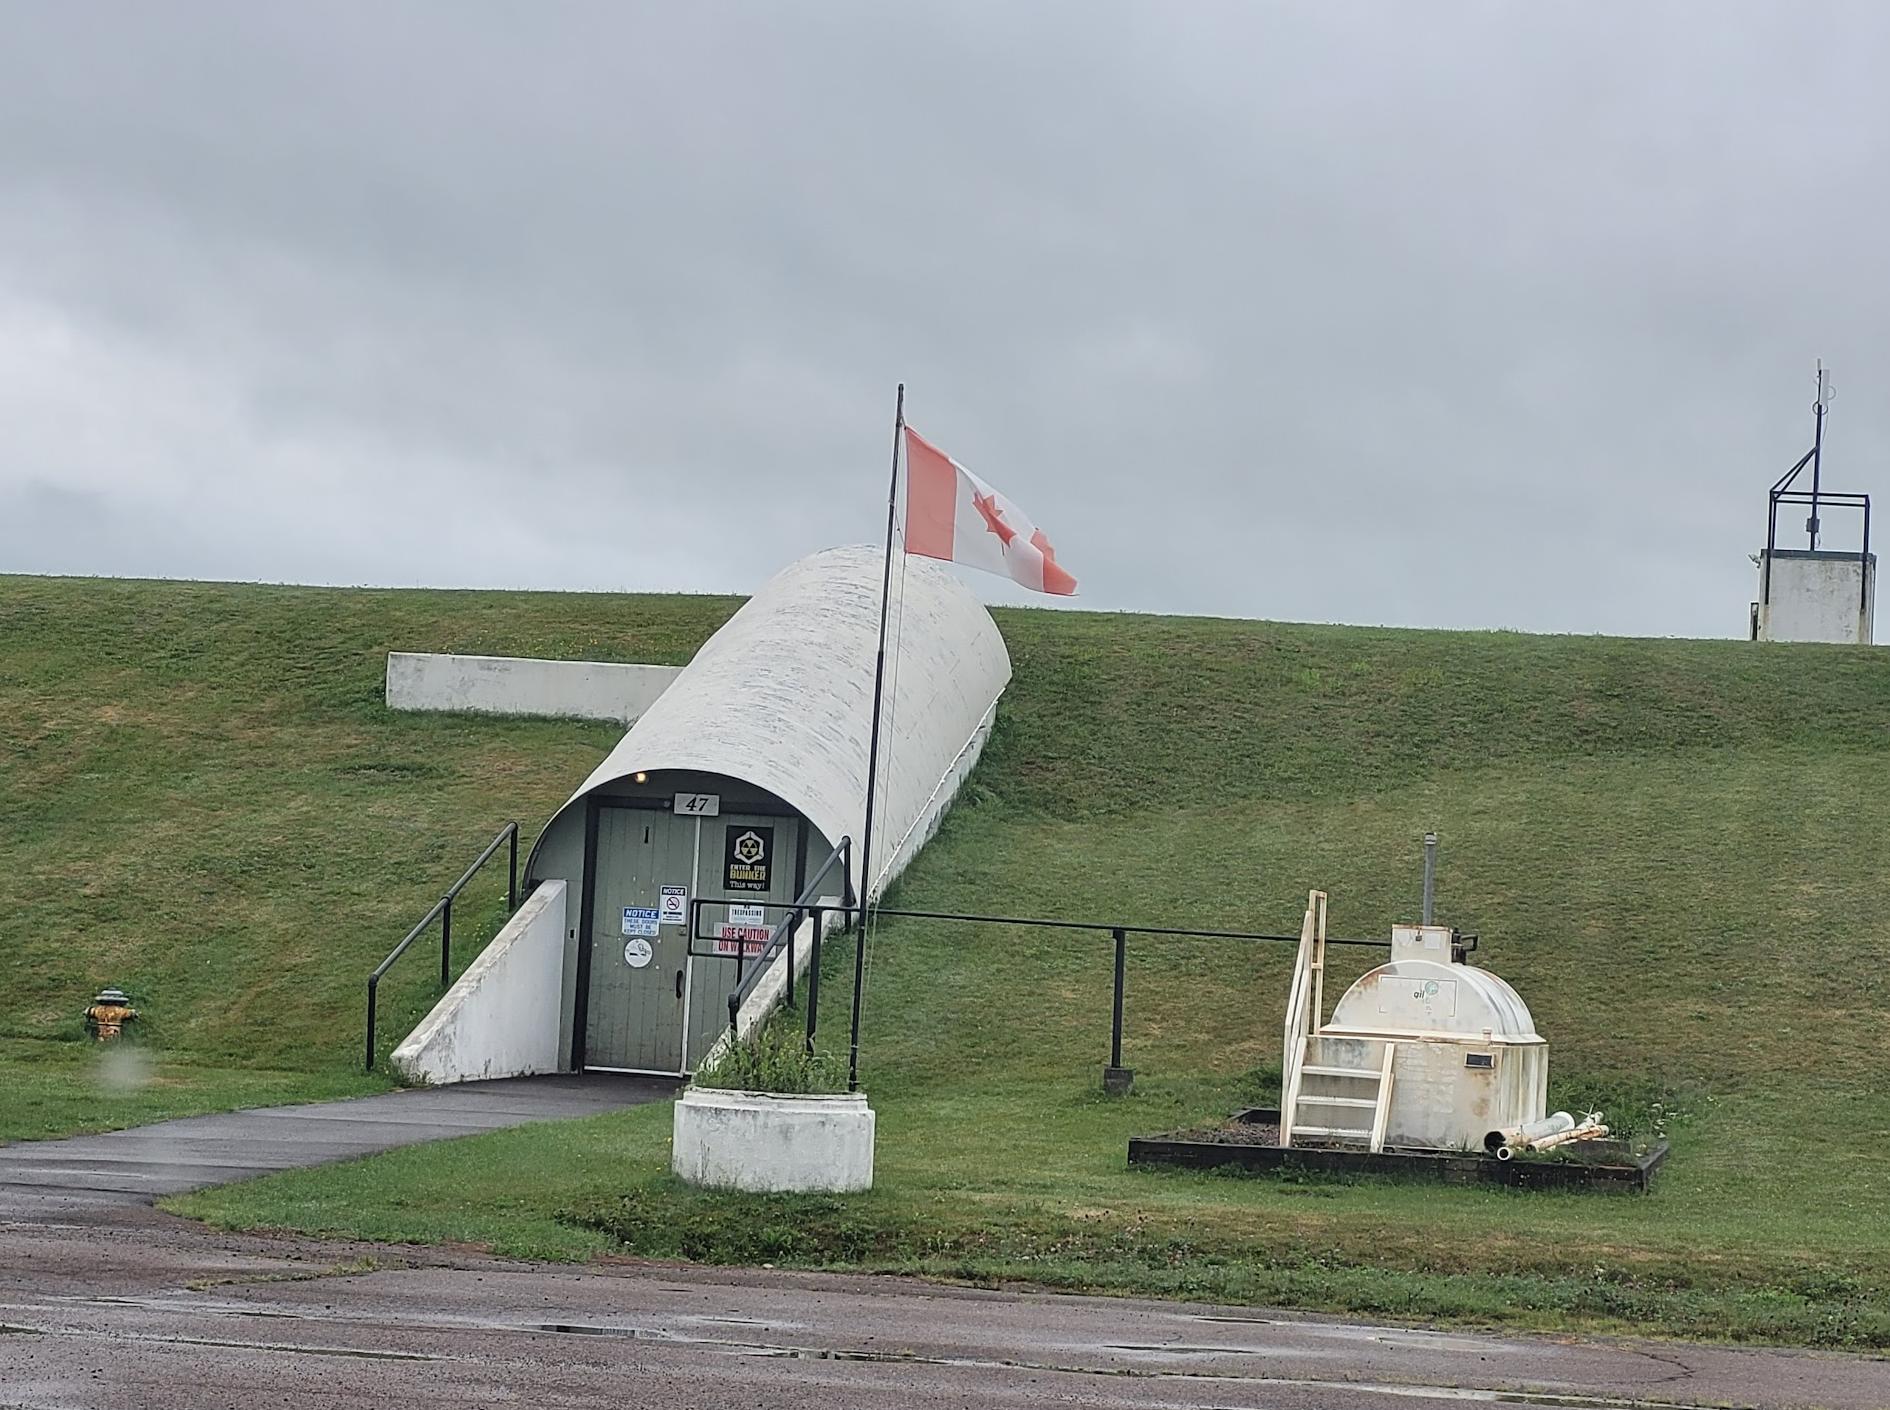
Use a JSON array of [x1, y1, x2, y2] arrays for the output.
[[0, 1075, 1885, 1408]]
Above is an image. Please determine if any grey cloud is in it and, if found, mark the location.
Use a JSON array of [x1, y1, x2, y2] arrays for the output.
[[1, 2, 1887, 635]]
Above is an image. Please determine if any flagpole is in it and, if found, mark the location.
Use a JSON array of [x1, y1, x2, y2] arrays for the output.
[[848, 382, 904, 1093]]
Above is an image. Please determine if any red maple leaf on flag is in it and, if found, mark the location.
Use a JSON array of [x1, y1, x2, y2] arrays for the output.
[[971, 489, 1016, 546]]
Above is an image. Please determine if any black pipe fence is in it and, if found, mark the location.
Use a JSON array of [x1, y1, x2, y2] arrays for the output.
[[365, 822, 520, 1071], [689, 893, 1387, 1092]]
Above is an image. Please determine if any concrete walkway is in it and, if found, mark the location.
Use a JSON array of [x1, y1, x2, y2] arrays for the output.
[[0, 1072, 676, 1223]]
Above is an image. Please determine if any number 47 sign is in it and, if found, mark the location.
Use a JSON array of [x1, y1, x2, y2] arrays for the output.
[[674, 793, 720, 817]]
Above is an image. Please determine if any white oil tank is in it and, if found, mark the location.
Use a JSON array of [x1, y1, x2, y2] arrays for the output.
[[1321, 925, 1547, 1151]]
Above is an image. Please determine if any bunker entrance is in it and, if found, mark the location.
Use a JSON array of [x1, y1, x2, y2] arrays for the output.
[[574, 781, 810, 1075]]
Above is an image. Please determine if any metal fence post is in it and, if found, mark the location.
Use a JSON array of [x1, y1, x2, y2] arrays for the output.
[[786, 911, 796, 1007], [507, 825, 518, 913], [365, 977, 378, 1071], [847, 917, 868, 1092], [440, 897, 452, 987], [1103, 927, 1132, 1095], [805, 907, 823, 1053], [1110, 927, 1127, 1067]]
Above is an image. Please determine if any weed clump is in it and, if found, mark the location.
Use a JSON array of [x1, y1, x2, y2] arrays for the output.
[[691, 1025, 847, 1095]]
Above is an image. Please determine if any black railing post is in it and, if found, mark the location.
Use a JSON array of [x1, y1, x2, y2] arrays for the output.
[[847, 918, 868, 1093], [365, 977, 378, 1071], [1103, 926, 1133, 1095], [805, 907, 823, 1053], [1110, 927, 1127, 1066], [842, 839, 866, 1090], [786, 911, 797, 1007], [842, 840, 857, 930], [1863, 496, 1873, 622], [364, 823, 524, 1078]]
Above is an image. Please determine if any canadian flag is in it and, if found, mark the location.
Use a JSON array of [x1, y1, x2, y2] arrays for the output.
[[902, 427, 1077, 596]]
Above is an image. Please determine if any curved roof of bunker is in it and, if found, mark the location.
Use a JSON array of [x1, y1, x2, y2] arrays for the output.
[[526, 545, 1012, 901]]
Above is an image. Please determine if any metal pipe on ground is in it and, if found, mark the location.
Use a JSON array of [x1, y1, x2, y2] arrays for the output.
[[1488, 1112, 1612, 1160], [1496, 1124, 1609, 1161], [1484, 1110, 1575, 1155], [1530, 1121, 1610, 1153]]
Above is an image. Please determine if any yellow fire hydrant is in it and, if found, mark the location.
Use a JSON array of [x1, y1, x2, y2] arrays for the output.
[[84, 988, 138, 1041]]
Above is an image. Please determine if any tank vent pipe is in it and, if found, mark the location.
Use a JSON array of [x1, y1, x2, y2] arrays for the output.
[[1421, 832, 1438, 925]]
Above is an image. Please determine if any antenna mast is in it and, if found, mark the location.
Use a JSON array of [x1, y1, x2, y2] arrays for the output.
[[1808, 360, 1832, 548]]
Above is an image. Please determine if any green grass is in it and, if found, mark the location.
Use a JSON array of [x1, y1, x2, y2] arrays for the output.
[[0, 575, 738, 1133], [173, 746, 1890, 1348], [8, 573, 1890, 1344]]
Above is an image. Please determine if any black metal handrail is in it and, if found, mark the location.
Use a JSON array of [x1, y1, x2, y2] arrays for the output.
[[364, 821, 520, 1071], [730, 838, 851, 1036], [683, 837, 854, 1049]]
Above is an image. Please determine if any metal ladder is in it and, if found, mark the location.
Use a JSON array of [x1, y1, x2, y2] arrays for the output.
[[1285, 1035, 1396, 1152]]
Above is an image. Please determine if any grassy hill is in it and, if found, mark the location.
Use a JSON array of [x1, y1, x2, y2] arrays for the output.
[[6, 574, 1890, 1344], [0, 576, 736, 1133]]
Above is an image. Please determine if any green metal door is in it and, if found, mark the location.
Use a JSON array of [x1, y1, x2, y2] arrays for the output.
[[584, 805, 698, 1071]]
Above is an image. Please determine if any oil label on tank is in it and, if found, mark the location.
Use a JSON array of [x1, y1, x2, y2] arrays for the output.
[[1377, 974, 1458, 1021]]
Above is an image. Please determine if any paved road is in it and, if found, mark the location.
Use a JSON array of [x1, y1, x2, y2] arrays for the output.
[[1, 1076, 1886, 1408], [0, 1072, 675, 1222], [1, 1219, 1886, 1410]]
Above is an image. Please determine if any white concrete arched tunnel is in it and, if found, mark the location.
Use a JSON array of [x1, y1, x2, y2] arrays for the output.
[[393, 546, 1011, 1081]]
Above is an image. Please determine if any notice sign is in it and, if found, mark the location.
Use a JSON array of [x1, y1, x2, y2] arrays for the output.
[[714, 923, 771, 957], [658, 886, 688, 927], [621, 906, 660, 938], [722, 825, 773, 893]]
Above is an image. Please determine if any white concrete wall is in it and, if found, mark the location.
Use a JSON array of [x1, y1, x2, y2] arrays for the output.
[[1756, 551, 1876, 644], [386, 652, 682, 724], [392, 881, 569, 1085]]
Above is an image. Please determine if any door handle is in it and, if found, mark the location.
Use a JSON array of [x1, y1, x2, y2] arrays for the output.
[[675, 968, 685, 1000]]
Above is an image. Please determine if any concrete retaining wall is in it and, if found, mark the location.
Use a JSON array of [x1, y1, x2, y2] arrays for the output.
[[392, 881, 569, 1085], [386, 652, 682, 724]]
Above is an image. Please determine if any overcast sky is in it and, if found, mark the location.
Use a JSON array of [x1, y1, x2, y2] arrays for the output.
[[3, 3, 1887, 637]]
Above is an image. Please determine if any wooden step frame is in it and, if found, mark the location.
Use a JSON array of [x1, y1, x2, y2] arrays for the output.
[[1278, 890, 1398, 1154]]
